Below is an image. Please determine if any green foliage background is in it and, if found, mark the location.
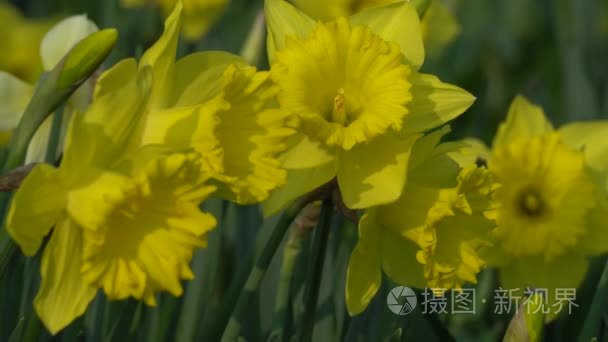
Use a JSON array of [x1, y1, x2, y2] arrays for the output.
[[1, 0, 608, 341]]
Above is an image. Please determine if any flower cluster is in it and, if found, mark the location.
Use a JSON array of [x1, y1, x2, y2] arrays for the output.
[[3, 0, 608, 335]]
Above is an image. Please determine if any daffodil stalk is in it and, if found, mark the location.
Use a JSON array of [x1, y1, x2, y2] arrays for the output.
[[220, 196, 313, 341], [578, 261, 608, 342], [297, 198, 333, 342], [268, 228, 305, 340], [239, 10, 266, 66], [0, 227, 15, 278], [269, 204, 320, 340], [44, 107, 64, 164]]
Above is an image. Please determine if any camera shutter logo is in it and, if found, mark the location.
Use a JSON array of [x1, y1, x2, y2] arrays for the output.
[[387, 286, 417, 315]]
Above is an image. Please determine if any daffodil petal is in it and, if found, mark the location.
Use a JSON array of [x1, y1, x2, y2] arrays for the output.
[[173, 51, 245, 106], [0, 71, 32, 130], [265, 0, 315, 64], [40, 15, 98, 70], [291, 0, 347, 20], [140, 105, 211, 147], [493, 95, 553, 147], [93, 58, 138, 99], [408, 152, 461, 190], [66, 170, 133, 231], [162, 0, 228, 41], [7, 164, 65, 256], [578, 206, 608, 255], [446, 138, 490, 168], [280, 133, 336, 169], [379, 184, 439, 240], [500, 255, 588, 290], [401, 72, 475, 135], [422, 0, 461, 59], [407, 129, 478, 188], [24, 116, 53, 163], [64, 61, 151, 173], [350, 1, 424, 69], [262, 160, 337, 217], [381, 228, 426, 288], [139, 1, 181, 109], [559, 121, 608, 173], [60, 113, 111, 181], [338, 133, 419, 209], [407, 125, 451, 171], [428, 213, 495, 287], [346, 211, 382, 316], [35, 218, 96, 335]]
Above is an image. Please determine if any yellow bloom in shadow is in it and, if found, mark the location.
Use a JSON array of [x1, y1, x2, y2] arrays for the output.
[[71, 153, 216, 306], [137, 13, 293, 204], [104, 1, 292, 204], [120, 0, 229, 41], [345, 127, 496, 315], [8, 149, 216, 334], [0, 2, 55, 82], [491, 133, 593, 260], [483, 96, 608, 320], [263, 0, 474, 213], [484, 96, 608, 319]]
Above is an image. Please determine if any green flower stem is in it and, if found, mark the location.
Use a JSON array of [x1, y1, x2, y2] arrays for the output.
[[22, 307, 42, 342], [0, 225, 16, 278], [295, 198, 333, 342], [240, 10, 266, 67], [577, 260, 608, 342], [175, 199, 225, 342], [148, 296, 181, 342], [268, 221, 310, 341], [424, 312, 456, 342], [219, 198, 310, 342], [44, 107, 64, 164], [3, 73, 60, 172]]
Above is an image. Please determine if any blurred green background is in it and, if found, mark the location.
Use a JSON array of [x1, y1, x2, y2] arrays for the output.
[[1, 0, 608, 341]]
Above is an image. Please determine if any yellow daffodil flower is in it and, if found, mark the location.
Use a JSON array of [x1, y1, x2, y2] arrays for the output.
[[134, 4, 293, 204], [345, 127, 496, 315], [420, 0, 461, 59], [7, 4, 219, 334], [0, 14, 98, 163], [483, 96, 608, 318], [290, 0, 461, 58], [120, 0, 229, 41], [263, 0, 474, 214], [0, 2, 56, 83]]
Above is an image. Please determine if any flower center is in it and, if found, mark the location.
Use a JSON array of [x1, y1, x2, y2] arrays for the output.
[[332, 88, 347, 126], [490, 133, 595, 260], [79, 153, 216, 305], [517, 188, 545, 218]]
